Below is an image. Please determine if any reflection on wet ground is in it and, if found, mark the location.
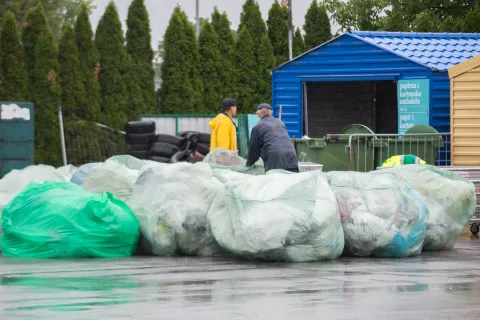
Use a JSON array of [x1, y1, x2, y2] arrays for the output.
[[1, 235, 480, 319]]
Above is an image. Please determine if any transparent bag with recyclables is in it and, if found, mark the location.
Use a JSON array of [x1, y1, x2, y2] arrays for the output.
[[326, 171, 429, 257], [208, 170, 344, 262], [129, 162, 225, 256], [374, 165, 476, 251], [82, 158, 139, 203]]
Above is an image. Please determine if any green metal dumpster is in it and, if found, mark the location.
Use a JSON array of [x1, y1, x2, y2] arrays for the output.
[[373, 125, 445, 167], [294, 124, 375, 172], [0, 102, 35, 177]]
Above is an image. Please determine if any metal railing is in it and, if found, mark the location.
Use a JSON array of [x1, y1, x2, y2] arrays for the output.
[[347, 132, 450, 172]]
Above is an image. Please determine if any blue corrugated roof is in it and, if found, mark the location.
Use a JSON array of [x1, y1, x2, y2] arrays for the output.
[[350, 31, 480, 71]]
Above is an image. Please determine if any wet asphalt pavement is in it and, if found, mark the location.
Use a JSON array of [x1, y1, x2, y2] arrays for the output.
[[1, 235, 480, 320]]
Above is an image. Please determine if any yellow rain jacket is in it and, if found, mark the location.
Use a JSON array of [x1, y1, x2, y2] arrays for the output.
[[209, 114, 237, 152]]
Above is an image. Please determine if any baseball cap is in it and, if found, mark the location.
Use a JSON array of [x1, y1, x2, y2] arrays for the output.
[[256, 103, 272, 112]]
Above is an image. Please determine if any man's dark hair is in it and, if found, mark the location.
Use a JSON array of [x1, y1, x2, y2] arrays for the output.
[[222, 98, 237, 111]]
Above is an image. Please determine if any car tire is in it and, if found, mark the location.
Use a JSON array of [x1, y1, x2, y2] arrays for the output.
[[125, 121, 156, 134], [150, 142, 179, 158]]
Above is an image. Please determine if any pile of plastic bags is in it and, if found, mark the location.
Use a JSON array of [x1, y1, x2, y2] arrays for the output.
[[1, 181, 139, 258], [0, 150, 476, 261]]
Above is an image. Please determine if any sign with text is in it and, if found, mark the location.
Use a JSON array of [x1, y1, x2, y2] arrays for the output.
[[397, 79, 430, 134]]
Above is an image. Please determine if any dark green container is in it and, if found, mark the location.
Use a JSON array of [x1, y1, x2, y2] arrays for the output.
[[294, 124, 375, 172], [0, 102, 35, 177]]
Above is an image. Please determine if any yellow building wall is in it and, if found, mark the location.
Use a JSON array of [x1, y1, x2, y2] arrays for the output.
[[450, 65, 480, 166]]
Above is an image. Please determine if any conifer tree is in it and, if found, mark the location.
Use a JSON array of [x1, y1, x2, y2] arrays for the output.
[[59, 24, 87, 118], [238, 0, 273, 109], [178, 8, 203, 112], [256, 33, 275, 104], [22, 2, 49, 99], [304, 0, 332, 50], [235, 27, 256, 113], [75, 2, 101, 121], [33, 31, 61, 165], [238, 0, 267, 43], [126, 0, 156, 115], [199, 21, 222, 114], [159, 8, 194, 113], [0, 11, 27, 100], [95, 1, 129, 129], [293, 27, 306, 57], [267, 0, 288, 65], [211, 8, 237, 101]]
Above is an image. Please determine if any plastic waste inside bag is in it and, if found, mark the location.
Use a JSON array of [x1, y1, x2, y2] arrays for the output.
[[326, 171, 429, 257], [373, 165, 476, 251], [0, 165, 68, 252], [56, 165, 78, 181], [203, 148, 265, 175], [82, 158, 139, 203], [71, 163, 102, 185], [1, 181, 140, 258], [208, 170, 344, 262], [129, 162, 225, 256]]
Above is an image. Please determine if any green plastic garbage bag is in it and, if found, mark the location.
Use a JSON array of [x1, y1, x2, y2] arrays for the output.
[[1, 181, 140, 258]]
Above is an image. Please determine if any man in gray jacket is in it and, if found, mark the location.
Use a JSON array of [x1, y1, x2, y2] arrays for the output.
[[246, 103, 299, 173]]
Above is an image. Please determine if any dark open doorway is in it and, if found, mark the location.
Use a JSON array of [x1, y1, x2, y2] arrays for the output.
[[303, 80, 398, 137]]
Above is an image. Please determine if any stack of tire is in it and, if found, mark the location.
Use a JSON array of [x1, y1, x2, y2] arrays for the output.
[[125, 121, 156, 160], [149, 134, 184, 163]]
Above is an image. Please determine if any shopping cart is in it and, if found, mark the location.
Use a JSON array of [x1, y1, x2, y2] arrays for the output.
[[440, 167, 480, 235]]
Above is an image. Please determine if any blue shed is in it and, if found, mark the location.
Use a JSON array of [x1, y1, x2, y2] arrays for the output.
[[272, 31, 480, 139]]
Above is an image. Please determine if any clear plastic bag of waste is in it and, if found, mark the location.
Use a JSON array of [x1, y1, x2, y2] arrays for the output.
[[208, 170, 344, 262], [81, 158, 139, 203], [374, 165, 476, 251], [203, 148, 264, 175], [1, 181, 139, 258], [129, 162, 225, 256], [326, 171, 429, 257]]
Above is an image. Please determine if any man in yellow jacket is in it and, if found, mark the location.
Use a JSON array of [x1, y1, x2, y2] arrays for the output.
[[209, 98, 237, 152]]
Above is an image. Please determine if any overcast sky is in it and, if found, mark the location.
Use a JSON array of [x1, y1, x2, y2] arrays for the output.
[[90, 0, 313, 48]]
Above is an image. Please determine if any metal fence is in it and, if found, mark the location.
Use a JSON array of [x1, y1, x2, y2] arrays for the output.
[[347, 133, 451, 172], [62, 118, 126, 167], [139, 114, 238, 135]]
